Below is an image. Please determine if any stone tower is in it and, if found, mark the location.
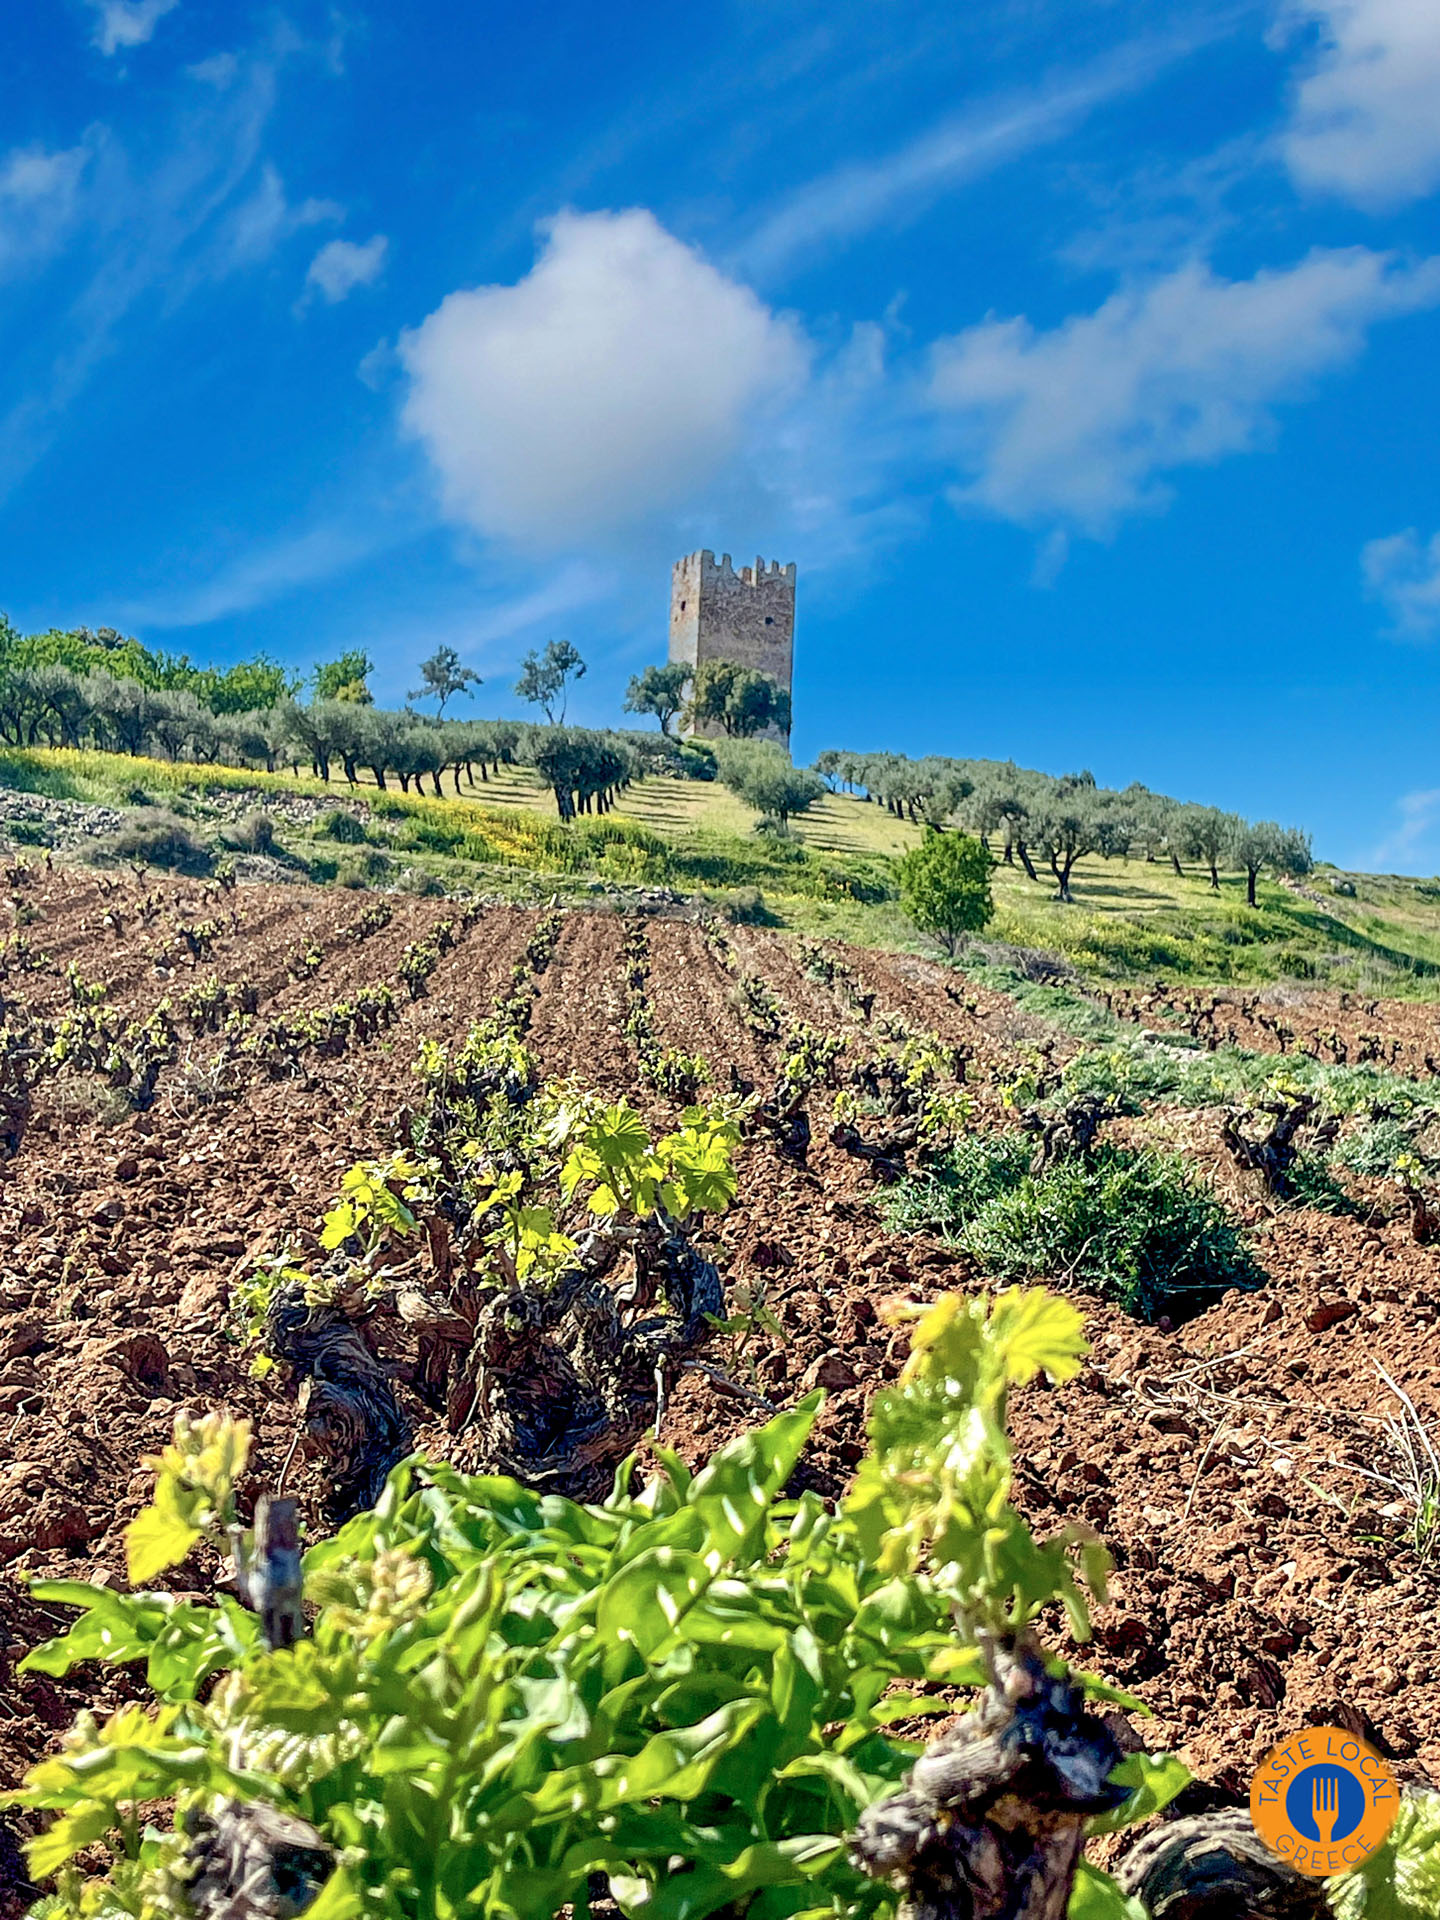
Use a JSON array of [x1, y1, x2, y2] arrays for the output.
[[668, 550, 796, 744]]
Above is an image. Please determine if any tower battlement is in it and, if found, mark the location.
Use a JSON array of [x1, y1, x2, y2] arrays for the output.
[[668, 549, 796, 743]]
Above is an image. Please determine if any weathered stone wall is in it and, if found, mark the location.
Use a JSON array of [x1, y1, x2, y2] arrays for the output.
[[668, 550, 796, 743]]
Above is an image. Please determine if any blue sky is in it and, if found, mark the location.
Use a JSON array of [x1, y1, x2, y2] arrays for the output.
[[4, 0, 1440, 870]]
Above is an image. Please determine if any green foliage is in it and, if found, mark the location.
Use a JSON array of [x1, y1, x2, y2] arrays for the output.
[[8, 1290, 1174, 1920], [1330, 1790, 1440, 1920], [624, 662, 692, 737], [516, 638, 587, 724], [1334, 1116, 1417, 1179], [714, 740, 825, 825], [967, 1147, 1261, 1322], [897, 831, 994, 952], [550, 1095, 742, 1221], [689, 659, 792, 739], [316, 806, 370, 843], [881, 1133, 1033, 1238], [312, 650, 374, 704], [408, 644, 481, 717], [888, 1138, 1261, 1322], [125, 1412, 251, 1585]]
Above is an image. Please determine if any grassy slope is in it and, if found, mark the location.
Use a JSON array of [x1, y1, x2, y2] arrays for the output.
[[6, 744, 1440, 988]]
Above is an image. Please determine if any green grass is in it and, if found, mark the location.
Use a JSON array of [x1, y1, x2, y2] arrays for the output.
[[12, 743, 1440, 991], [0, 747, 896, 925]]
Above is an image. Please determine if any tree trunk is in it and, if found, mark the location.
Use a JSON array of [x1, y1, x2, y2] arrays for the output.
[[368, 765, 387, 791], [1246, 867, 1258, 907], [1170, 851, 1183, 878], [1016, 841, 1039, 883], [1209, 857, 1220, 891], [431, 771, 444, 798]]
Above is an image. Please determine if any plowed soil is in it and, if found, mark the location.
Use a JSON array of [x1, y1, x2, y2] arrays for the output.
[[3, 871, 1440, 1907]]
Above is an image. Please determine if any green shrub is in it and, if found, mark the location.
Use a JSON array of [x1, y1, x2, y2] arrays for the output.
[[221, 808, 278, 855], [6, 818, 51, 846], [963, 1146, 1261, 1322], [888, 1137, 1260, 1323], [721, 885, 775, 925], [897, 831, 994, 953], [1286, 1154, 1363, 1216], [405, 816, 468, 855], [1333, 1117, 1414, 1180], [336, 848, 393, 889], [882, 1133, 1032, 1238], [317, 806, 370, 844], [92, 809, 213, 875]]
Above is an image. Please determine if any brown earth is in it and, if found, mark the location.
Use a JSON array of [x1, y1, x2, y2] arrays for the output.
[[2, 871, 1440, 1906]]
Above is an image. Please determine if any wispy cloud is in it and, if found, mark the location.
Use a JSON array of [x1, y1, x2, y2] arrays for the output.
[[85, 0, 180, 57], [1363, 527, 1440, 637], [110, 523, 383, 629], [218, 163, 341, 272], [0, 143, 92, 277], [733, 30, 1217, 279], [0, 40, 342, 503], [302, 233, 389, 306], [1371, 787, 1440, 872]]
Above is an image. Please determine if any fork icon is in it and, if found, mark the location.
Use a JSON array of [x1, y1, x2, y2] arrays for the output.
[[1311, 1773, 1340, 1844]]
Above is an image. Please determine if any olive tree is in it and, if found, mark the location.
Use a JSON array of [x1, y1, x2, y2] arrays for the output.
[[623, 663, 691, 737], [1230, 819, 1314, 907], [688, 660, 791, 739], [408, 646, 481, 718], [516, 639, 586, 724], [714, 741, 823, 826]]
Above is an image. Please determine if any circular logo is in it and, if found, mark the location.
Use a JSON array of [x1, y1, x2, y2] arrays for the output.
[[1250, 1727, 1400, 1877]]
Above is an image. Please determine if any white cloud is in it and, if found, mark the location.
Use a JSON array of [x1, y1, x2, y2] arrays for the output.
[[1362, 526, 1440, 635], [0, 144, 89, 276], [304, 234, 389, 304], [86, 0, 179, 56], [399, 208, 808, 549], [1280, 0, 1440, 208], [928, 247, 1440, 532]]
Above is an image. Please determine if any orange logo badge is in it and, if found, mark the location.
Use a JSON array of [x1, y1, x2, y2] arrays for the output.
[[1250, 1726, 1401, 1877]]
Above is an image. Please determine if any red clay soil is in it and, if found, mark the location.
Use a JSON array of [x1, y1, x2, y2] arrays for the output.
[[1106, 979, 1440, 1078], [3, 877, 1440, 1908]]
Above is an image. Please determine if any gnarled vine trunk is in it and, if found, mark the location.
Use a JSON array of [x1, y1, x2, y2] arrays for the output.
[[850, 1634, 1128, 1920]]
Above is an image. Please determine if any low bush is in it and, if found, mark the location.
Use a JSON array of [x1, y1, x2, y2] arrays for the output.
[[888, 1137, 1261, 1322], [720, 884, 775, 925], [1333, 1115, 1415, 1180], [316, 806, 370, 844], [221, 807, 278, 854], [336, 848, 393, 889], [91, 809, 213, 875], [882, 1133, 1032, 1238]]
